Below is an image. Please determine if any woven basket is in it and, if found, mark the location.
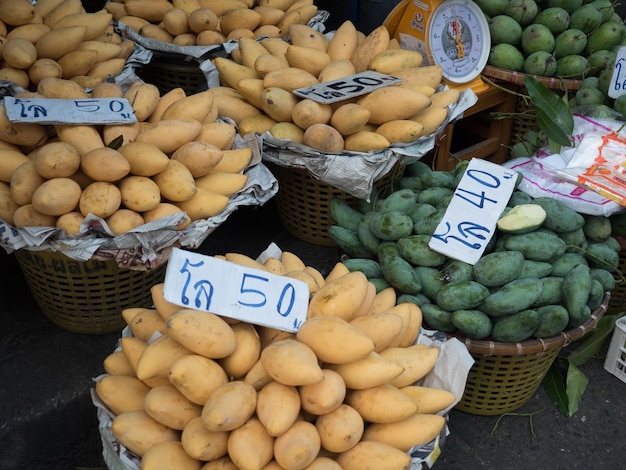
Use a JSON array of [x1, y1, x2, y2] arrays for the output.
[[267, 162, 405, 247], [15, 249, 167, 335], [451, 294, 608, 416], [482, 65, 583, 91], [136, 55, 207, 96]]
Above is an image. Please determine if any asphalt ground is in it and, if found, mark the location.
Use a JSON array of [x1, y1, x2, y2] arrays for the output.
[[1, 199, 624, 470]]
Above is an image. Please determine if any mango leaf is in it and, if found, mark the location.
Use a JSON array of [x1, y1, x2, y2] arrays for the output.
[[107, 134, 124, 150], [542, 362, 568, 415], [566, 360, 588, 417], [568, 313, 624, 366], [524, 76, 573, 147]]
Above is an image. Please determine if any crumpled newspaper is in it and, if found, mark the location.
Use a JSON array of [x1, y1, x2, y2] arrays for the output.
[[260, 88, 478, 200]]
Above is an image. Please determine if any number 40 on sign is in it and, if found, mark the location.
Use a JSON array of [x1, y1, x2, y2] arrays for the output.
[[429, 158, 518, 265]]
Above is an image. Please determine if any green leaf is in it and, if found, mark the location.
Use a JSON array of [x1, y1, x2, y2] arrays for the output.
[[566, 360, 588, 417], [524, 76, 573, 147], [107, 134, 124, 150], [568, 313, 624, 366], [542, 363, 568, 415], [548, 138, 561, 155]]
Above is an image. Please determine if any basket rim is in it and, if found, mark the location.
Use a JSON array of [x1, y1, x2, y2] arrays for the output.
[[482, 65, 582, 91], [449, 292, 609, 356]]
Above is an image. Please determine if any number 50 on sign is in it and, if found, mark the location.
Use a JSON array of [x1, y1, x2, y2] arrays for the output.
[[163, 248, 309, 332]]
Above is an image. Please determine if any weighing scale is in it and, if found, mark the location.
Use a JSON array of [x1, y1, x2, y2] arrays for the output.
[[385, 0, 491, 93]]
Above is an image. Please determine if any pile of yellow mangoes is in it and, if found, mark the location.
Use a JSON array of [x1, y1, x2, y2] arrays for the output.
[[106, 0, 321, 45], [0, 0, 134, 92], [96, 251, 454, 469], [0, 79, 253, 235], [209, 20, 461, 153]]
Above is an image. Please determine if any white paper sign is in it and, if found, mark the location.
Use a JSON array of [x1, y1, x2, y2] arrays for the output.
[[429, 158, 517, 265], [609, 46, 626, 99], [4, 96, 137, 124], [163, 247, 309, 332], [292, 70, 403, 103]]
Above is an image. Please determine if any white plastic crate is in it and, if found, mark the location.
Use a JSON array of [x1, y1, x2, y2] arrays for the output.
[[604, 316, 626, 384]]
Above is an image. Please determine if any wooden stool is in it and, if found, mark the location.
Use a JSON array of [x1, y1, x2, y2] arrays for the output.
[[427, 83, 518, 171]]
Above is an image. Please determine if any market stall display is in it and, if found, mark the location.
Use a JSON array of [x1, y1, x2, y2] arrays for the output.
[[0, 0, 134, 92], [0, 77, 277, 333], [92, 246, 473, 469], [476, 0, 626, 156], [205, 19, 477, 246], [329, 157, 619, 413], [478, 0, 622, 80], [108, 0, 330, 95]]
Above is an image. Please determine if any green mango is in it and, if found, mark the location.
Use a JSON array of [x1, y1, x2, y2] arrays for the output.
[[534, 7, 571, 34], [613, 93, 626, 119], [407, 202, 437, 226], [583, 214, 612, 242], [554, 28, 587, 58], [555, 54, 589, 78], [507, 190, 534, 207], [588, 0, 615, 22], [475, 0, 510, 17], [451, 309, 493, 340], [590, 267, 616, 291], [521, 23, 556, 55], [562, 263, 592, 327], [597, 67, 613, 97], [548, 0, 583, 14], [569, 3, 603, 33], [505, 0, 540, 26], [586, 21, 626, 54], [489, 14, 523, 46], [523, 50, 558, 75], [587, 49, 615, 76], [404, 160, 432, 178], [582, 76, 599, 88], [488, 43, 525, 71], [574, 86, 607, 106], [534, 305, 570, 337], [492, 309, 541, 342]]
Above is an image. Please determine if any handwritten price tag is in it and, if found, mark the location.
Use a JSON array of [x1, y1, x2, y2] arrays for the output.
[[428, 158, 518, 265], [293, 71, 403, 103], [608, 46, 626, 99], [4, 97, 137, 124], [163, 248, 309, 332]]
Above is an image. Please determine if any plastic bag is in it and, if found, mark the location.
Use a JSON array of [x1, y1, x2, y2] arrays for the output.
[[503, 114, 626, 216]]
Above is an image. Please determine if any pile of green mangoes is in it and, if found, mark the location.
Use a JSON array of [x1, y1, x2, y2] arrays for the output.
[[478, 0, 626, 124], [328, 159, 621, 343]]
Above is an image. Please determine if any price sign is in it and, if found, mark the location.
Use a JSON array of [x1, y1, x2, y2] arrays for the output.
[[428, 158, 518, 265], [292, 71, 403, 103], [4, 96, 137, 124], [163, 247, 309, 332], [609, 46, 626, 99]]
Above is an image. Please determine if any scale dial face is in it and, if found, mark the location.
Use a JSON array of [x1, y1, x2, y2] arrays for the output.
[[427, 0, 490, 84]]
